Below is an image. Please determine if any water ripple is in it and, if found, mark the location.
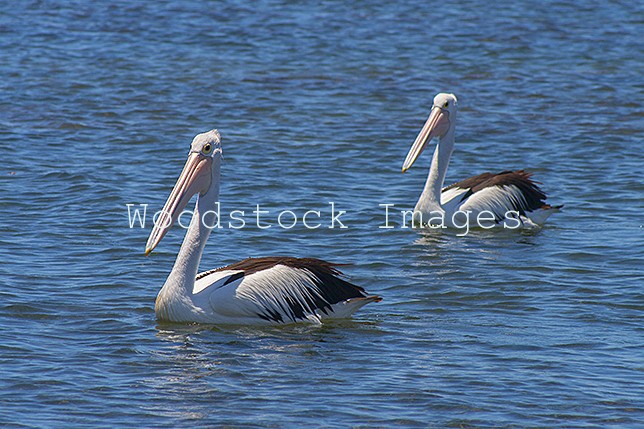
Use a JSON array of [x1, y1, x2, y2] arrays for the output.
[[1, 0, 643, 427]]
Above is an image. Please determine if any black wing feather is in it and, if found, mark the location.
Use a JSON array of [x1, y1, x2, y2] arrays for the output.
[[443, 170, 549, 214], [201, 257, 378, 323]]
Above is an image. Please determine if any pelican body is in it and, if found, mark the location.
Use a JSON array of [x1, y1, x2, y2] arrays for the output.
[[146, 130, 381, 325], [402, 93, 561, 228]]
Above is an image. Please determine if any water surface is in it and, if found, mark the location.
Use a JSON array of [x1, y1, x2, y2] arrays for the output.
[[1, 1, 643, 427]]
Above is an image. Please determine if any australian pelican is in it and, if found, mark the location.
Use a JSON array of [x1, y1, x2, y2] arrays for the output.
[[402, 93, 561, 228], [145, 130, 381, 324]]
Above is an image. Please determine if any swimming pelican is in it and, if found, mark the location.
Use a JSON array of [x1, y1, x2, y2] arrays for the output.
[[402, 93, 561, 228], [145, 130, 381, 324]]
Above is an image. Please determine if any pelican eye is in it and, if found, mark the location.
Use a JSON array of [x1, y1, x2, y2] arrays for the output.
[[202, 143, 213, 155], [443, 101, 449, 108]]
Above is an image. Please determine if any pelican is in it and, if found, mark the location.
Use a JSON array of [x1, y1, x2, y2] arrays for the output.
[[402, 93, 561, 228], [145, 130, 381, 324]]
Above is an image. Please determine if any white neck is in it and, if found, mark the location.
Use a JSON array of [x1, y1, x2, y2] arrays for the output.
[[415, 128, 455, 213], [159, 180, 219, 300]]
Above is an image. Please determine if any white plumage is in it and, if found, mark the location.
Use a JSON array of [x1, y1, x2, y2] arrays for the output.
[[146, 130, 380, 325], [402, 93, 561, 228]]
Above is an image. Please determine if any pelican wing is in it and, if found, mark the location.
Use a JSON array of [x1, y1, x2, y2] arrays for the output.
[[203, 257, 379, 324], [193, 269, 245, 294], [443, 170, 549, 220]]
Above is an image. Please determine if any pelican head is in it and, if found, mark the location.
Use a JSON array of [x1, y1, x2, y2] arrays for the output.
[[145, 130, 222, 255], [402, 93, 458, 172]]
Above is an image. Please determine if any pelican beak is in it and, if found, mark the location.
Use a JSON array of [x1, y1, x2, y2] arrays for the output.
[[145, 152, 212, 255], [402, 106, 451, 172]]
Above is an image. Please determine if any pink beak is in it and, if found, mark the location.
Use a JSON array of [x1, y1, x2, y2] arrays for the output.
[[145, 152, 212, 255], [402, 106, 451, 172]]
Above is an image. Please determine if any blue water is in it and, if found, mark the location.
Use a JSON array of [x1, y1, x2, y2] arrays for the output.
[[1, 1, 643, 427]]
